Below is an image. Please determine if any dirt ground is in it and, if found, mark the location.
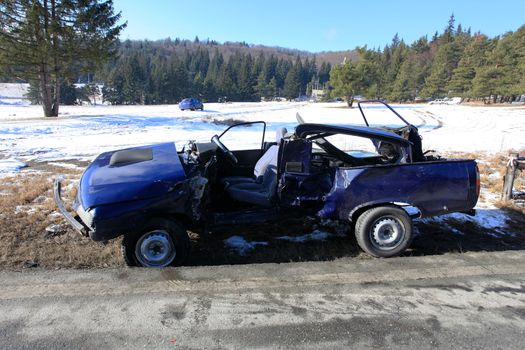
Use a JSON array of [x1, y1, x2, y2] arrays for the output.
[[0, 152, 524, 270]]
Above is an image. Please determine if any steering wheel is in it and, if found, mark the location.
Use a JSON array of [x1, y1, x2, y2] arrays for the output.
[[211, 135, 238, 165]]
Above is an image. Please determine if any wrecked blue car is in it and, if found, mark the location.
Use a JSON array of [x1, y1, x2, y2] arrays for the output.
[[55, 101, 479, 267]]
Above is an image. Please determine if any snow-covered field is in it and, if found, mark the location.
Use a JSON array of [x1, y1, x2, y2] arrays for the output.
[[1, 101, 524, 170]]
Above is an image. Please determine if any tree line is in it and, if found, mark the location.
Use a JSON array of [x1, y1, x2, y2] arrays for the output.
[[330, 15, 525, 105], [97, 39, 332, 104]]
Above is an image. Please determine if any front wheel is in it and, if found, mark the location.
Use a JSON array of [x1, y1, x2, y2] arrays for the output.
[[354, 206, 413, 258], [121, 218, 190, 267]]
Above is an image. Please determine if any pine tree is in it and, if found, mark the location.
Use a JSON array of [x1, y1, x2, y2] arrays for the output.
[[256, 72, 268, 100], [354, 47, 382, 98], [267, 77, 277, 99], [318, 62, 331, 83], [421, 40, 461, 98], [217, 61, 237, 100], [275, 58, 291, 91], [237, 54, 256, 101], [329, 60, 357, 106], [283, 63, 301, 100], [447, 34, 490, 96], [390, 57, 416, 101], [0, 0, 125, 116], [471, 66, 503, 102], [443, 14, 456, 43], [383, 37, 408, 96]]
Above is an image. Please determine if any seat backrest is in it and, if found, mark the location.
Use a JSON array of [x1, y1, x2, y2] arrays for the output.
[[261, 165, 278, 201], [253, 127, 287, 179]]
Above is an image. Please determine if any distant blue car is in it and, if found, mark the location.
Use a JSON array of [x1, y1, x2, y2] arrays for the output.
[[179, 98, 203, 111]]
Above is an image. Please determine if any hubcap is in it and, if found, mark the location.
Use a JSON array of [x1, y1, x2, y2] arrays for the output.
[[369, 217, 405, 251], [135, 230, 176, 267]]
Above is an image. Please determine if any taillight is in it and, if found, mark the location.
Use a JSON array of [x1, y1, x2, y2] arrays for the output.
[[475, 164, 480, 197]]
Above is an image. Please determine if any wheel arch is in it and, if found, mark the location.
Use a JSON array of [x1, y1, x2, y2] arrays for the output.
[[144, 215, 190, 234], [349, 201, 421, 225]]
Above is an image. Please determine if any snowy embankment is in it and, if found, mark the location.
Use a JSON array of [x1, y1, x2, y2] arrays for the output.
[[0, 83, 30, 106], [0, 158, 26, 175]]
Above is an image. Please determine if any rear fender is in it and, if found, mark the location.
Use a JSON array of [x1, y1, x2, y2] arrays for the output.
[[349, 202, 421, 223]]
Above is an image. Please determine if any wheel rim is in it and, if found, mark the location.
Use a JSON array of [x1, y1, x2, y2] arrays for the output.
[[369, 216, 405, 251], [135, 230, 176, 267]]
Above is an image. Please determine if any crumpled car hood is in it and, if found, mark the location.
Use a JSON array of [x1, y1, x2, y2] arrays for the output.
[[79, 142, 186, 209]]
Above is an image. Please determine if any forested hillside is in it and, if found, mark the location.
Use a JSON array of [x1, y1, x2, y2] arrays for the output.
[[96, 38, 334, 104]]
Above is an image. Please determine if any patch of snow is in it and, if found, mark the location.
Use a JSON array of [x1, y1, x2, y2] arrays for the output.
[[0, 158, 26, 176], [0, 99, 30, 106], [402, 206, 421, 217], [470, 209, 509, 230], [48, 212, 63, 219], [419, 206, 509, 235], [223, 235, 269, 256], [0, 83, 30, 98], [480, 188, 500, 204], [14, 205, 37, 215], [277, 229, 331, 243], [48, 162, 82, 169]]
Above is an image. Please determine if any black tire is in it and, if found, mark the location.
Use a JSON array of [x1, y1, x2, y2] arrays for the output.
[[354, 206, 413, 258], [190, 108, 195, 111], [121, 218, 190, 267]]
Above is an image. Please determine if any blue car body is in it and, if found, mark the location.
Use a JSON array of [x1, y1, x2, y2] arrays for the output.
[[54, 101, 479, 263], [179, 98, 203, 111]]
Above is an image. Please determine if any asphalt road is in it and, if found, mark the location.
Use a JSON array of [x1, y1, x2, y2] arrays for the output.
[[1, 251, 524, 349]]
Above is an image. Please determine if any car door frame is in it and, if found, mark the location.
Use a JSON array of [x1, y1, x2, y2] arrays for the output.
[[217, 121, 267, 177]]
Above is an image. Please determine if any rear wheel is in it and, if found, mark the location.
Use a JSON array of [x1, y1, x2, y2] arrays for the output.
[[122, 218, 190, 267], [354, 206, 413, 258]]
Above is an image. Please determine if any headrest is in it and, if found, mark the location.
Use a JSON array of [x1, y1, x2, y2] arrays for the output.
[[276, 127, 288, 143]]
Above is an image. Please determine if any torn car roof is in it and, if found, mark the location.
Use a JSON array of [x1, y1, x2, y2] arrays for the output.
[[295, 123, 411, 146]]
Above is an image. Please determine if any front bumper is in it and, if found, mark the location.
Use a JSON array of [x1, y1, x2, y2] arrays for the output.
[[53, 178, 89, 236], [54, 178, 153, 242]]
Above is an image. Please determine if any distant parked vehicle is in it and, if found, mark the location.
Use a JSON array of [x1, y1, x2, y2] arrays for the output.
[[179, 98, 203, 111], [428, 97, 461, 105]]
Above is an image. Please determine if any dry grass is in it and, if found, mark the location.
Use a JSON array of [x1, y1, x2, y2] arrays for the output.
[[0, 164, 122, 270], [443, 150, 524, 205]]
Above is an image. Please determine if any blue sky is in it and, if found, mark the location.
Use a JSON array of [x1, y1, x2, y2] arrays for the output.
[[114, 0, 524, 52]]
